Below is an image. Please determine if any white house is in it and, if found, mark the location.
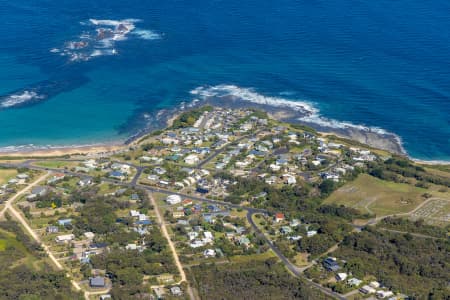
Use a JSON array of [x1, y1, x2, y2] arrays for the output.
[[55, 234, 75, 243], [166, 195, 182, 205], [376, 290, 394, 299], [336, 273, 348, 281], [359, 285, 376, 294], [203, 249, 216, 258], [184, 154, 200, 165], [307, 230, 318, 237]]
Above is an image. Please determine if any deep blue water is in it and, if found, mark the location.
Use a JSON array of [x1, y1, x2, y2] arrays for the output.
[[0, 0, 449, 160]]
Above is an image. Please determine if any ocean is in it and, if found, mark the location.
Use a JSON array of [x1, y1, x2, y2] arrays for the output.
[[0, 0, 449, 160]]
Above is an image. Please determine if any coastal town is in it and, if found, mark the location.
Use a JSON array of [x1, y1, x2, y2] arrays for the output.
[[0, 106, 449, 300]]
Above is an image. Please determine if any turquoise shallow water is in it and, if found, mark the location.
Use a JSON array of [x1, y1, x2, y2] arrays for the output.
[[0, 0, 449, 160]]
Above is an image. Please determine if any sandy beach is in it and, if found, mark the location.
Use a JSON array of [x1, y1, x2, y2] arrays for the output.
[[0, 144, 125, 158]]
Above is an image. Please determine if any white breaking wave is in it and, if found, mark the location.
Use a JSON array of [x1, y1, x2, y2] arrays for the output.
[[89, 18, 142, 26], [1, 91, 44, 108], [132, 29, 162, 40], [90, 49, 117, 57], [191, 85, 390, 135]]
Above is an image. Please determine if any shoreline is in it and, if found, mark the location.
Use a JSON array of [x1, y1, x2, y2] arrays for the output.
[[0, 98, 448, 165]]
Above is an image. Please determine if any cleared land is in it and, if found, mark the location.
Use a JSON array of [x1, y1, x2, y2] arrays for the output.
[[409, 198, 450, 226], [324, 174, 427, 217]]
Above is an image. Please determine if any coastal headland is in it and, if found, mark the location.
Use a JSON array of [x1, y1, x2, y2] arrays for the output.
[[0, 96, 446, 165]]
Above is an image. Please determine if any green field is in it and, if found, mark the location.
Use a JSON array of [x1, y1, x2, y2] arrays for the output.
[[0, 169, 18, 185], [33, 160, 78, 169], [324, 174, 427, 217]]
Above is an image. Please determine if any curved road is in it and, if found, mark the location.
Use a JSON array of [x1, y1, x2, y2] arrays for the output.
[[0, 159, 345, 299]]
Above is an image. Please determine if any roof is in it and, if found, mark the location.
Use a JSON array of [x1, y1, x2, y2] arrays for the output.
[[90, 276, 105, 287], [275, 213, 285, 219], [31, 186, 46, 194]]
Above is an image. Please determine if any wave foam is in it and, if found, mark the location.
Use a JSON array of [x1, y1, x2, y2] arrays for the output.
[[51, 18, 160, 62], [191, 85, 391, 135], [89, 18, 142, 26], [1, 91, 44, 108], [132, 29, 162, 40]]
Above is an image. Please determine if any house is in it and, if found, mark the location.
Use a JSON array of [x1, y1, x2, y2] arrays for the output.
[[173, 211, 185, 218], [203, 231, 214, 242], [111, 163, 131, 174], [203, 249, 216, 258], [290, 219, 300, 227], [187, 231, 199, 240], [280, 226, 293, 235], [130, 193, 140, 201], [29, 186, 47, 198], [89, 276, 105, 288], [47, 173, 65, 184], [370, 281, 381, 289], [237, 236, 251, 247], [274, 213, 285, 223], [154, 167, 167, 175], [307, 230, 317, 237], [336, 273, 348, 281], [323, 257, 340, 271], [359, 285, 376, 294], [265, 176, 278, 185], [182, 199, 193, 206], [46, 226, 59, 233], [166, 195, 182, 205], [170, 286, 183, 296], [147, 174, 159, 181], [8, 178, 19, 185], [109, 171, 126, 181], [282, 174, 297, 185], [55, 234, 75, 243], [288, 235, 302, 241], [130, 210, 140, 217], [126, 243, 138, 250], [184, 154, 200, 165], [84, 232, 95, 240], [17, 173, 29, 180], [347, 278, 362, 287], [78, 178, 92, 187], [58, 219, 72, 226], [376, 291, 394, 299], [177, 220, 189, 226], [190, 240, 206, 248]]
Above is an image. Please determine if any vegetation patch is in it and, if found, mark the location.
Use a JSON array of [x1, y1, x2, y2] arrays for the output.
[[189, 259, 330, 299]]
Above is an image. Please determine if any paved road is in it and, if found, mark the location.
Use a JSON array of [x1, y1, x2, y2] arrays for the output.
[[0, 160, 343, 299], [246, 211, 346, 300], [197, 132, 258, 169]]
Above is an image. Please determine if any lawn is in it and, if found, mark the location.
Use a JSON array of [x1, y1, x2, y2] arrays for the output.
[[0, 169, 18, 185], [324, 174, 427, 217]]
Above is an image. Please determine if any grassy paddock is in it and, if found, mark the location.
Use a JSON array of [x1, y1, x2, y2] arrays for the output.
[[325, 174, 427, 217], [0, 169, 18, 185]]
